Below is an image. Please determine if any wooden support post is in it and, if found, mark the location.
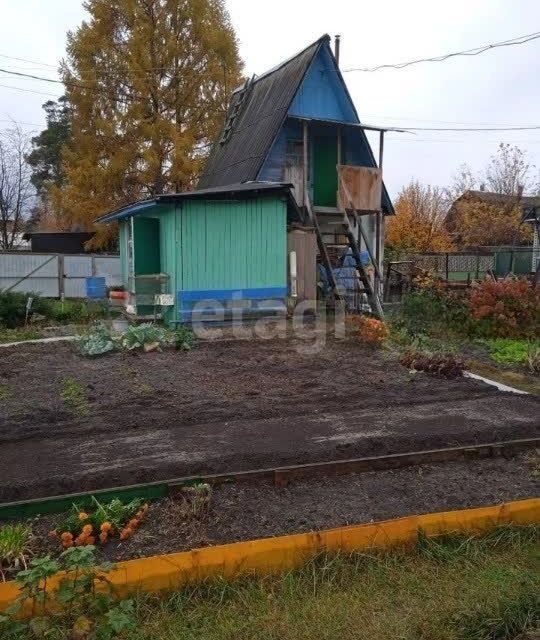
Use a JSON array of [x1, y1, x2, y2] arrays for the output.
[[58, 254, 65, 300], [303, 120, 308, 204], [376, 130, 385, 295]]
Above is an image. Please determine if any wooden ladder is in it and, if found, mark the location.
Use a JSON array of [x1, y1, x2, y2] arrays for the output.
[[304, 189, 342, 303]]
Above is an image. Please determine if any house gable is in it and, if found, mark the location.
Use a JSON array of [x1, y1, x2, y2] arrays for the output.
[[288, 45, 357, 123]]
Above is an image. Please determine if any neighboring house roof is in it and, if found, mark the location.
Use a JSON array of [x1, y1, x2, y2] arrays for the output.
[[198, 34, 394, 214], [456, 190, 540, 208], [447, 190, 540, 228], [96, 181, 300, 224]]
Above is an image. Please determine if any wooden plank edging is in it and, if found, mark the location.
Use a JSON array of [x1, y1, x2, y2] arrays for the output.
[[0, 497, 538, 616]]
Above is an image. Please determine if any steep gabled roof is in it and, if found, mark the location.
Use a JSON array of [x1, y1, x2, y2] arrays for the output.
[[198, 36, 329, 189]]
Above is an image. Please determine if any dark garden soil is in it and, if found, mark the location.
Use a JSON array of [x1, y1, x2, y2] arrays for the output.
[[0, 336, 539, 501], [21, 453, 540, 563]]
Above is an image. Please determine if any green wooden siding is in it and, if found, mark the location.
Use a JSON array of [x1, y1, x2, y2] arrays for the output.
[[121, 196, 287, 325], [177, 198, 287, 292]]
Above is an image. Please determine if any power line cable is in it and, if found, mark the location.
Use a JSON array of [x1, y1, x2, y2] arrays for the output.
[[343, 30, 540, 72], [0, 52, 57, 69], [0, 83, 59, 97]]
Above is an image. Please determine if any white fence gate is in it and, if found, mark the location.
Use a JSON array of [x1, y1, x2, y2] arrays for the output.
[[0, 252, 122, 298]]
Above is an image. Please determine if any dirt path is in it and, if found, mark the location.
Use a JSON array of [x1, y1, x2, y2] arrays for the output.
[[0, 338, 538, 501]]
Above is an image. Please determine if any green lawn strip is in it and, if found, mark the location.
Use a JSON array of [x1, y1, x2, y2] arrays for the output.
[[126, 526, 539, 640], [467, 360, 540, 395]]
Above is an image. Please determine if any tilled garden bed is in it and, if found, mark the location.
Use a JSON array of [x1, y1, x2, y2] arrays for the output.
[[1, 337, 539, 502], [13, 453, 539, 564]]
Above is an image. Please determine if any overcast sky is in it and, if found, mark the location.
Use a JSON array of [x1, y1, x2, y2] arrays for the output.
[[1, 0, 539, 198]]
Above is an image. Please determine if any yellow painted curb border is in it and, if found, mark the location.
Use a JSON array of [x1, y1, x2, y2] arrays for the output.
[[1, 497, 538, 615]]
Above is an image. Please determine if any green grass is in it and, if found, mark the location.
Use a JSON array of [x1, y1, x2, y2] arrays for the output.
[[60, 377, 90, 416], [0, 326, 43, 344], [119, 526, 539, 640]]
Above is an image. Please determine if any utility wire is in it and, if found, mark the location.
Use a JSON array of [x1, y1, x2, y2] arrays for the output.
[[0, 83, 59, 97], [398, 125, 540, 132], [0, 53, 57, 68], [343, 30, 540, 72]]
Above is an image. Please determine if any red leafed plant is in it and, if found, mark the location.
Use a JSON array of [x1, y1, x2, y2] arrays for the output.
[[469, 277, 540, 338], [346, 315, 389, 347]]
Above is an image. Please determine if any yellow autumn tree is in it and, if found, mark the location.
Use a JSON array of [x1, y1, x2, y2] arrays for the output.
[[386, 180, 454, 258], [51, 0, 243, 246]]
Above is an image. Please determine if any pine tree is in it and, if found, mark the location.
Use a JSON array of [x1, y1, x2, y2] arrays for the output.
[[27, 97, 71, 199], [51, 0, 242, 246]]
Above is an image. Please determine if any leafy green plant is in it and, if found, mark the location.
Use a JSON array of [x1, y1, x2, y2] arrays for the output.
[[0, 290, 61, 329], [0, 524, 32, 580], [78, 323, 116, 357], [180, 482, 212, 519], [0, 546, 136, 639], [169, 325, 195, 350], [481, 339, 540, 374], [61, 377, 90, 416], [399, 286, 471, 337], [120, 323, 167, 352]]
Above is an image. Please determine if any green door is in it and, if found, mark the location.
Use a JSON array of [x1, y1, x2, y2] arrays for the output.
[[313, 136, 338, 207], [133, 217, 160, 275]]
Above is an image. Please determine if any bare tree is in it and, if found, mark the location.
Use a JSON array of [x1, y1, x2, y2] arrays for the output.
[[0, 127, 34, 249], [444, 163, 477, 207], [485, 143, 534, 195]]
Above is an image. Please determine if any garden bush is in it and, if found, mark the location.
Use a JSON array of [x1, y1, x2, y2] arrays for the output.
[[399, 286, 470, 336], [346, 315, 389, 347], [469, 277, 540, 338], [0, 291, 51, 328]]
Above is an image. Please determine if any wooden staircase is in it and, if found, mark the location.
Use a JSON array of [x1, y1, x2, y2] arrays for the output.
[[304, 187, 384, 319]]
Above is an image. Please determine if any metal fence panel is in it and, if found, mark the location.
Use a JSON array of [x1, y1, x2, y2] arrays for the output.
[[0, 252, 120, 298], [94, 257, 122, 286], [0, 254, 60, 297]]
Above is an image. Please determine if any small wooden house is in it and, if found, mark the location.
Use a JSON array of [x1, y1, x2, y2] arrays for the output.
[[98, 35, 393, 323]]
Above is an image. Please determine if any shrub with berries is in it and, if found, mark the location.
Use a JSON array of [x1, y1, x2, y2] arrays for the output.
[[50, 497, 149, 548], [346, 315, 389, 347], [469, 277, 540, 338]]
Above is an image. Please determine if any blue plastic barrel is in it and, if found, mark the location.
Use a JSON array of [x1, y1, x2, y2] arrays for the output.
[[85, 276, 107, 299]]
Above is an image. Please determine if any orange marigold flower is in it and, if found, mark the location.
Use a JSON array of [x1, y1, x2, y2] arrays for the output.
[[75, 534, 87, 546], [78, 512, 89, 521], [128, 519, 139, 530], [100, 522, 112, 533], [62, 540, 74, 548], [82, 524, 93, 535], [86, 536, 95, 545], [99, 531, 108, 544], [119, 527, 133, 541], [60, 532, 73, 542]]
